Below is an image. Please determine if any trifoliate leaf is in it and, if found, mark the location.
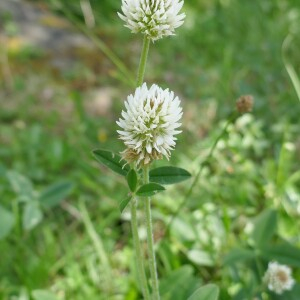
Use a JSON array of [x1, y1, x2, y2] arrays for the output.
[[136, 183, 165, 197], [149, 166, 191, 185], [92, 149, 130, 176]]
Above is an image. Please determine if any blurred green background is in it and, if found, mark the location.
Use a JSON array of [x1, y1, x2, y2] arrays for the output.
[[0, 0, 300, 299]]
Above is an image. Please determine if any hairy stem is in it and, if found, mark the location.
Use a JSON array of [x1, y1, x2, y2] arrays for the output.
[[143, 166, 160, 300], [128, 35, 152, 298], [131, 197, 151, 300], [136, 36, 151, 86]]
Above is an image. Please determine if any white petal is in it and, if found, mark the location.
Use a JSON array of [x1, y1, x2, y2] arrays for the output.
[[146, 143, 152, 153]]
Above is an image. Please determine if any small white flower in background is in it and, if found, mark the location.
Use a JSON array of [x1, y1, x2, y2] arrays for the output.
[[118, 0, 185, 41], [263, 261, 295, 294], [117, 83, 182, 166]]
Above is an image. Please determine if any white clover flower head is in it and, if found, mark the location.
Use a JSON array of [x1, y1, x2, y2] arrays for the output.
[[117, 83, 182, 166], [263, 262, 295, 294], [118, 0, 185, 41]]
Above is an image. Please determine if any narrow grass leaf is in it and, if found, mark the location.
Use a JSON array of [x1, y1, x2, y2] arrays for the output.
[[92, 149, 130, 176], [119, 195, 132, 213], [149, 166, 191, 185], [188, 284, 220, 300], [136, 183, 165, 197], [282, 34, 300, 102]]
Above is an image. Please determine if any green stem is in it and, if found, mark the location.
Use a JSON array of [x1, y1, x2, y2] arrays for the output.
[[130, 197, 151, 300], [143, 166, 160, 300], [136, 36, 151, 86], [127, 34, 151, 299]]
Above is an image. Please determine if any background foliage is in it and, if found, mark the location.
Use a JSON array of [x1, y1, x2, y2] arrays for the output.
[[0, 0, 300, 299]]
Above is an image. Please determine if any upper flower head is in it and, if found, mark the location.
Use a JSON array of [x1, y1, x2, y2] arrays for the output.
[[117, 83, 182, 166], [118, 0, 185, 41], [263, 262, 295, 294]]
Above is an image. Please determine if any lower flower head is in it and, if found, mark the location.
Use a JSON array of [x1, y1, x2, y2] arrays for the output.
[[263, 262, 295, 294], [117, 83, 182, 166]]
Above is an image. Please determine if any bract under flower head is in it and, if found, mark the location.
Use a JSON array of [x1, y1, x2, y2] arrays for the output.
[[118, 0, 185, 41], [117, 83, 182, 166], [263, 262, 295, 294]]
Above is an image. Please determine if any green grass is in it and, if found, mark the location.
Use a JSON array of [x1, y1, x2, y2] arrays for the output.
[[1, 0, 300, 299]]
